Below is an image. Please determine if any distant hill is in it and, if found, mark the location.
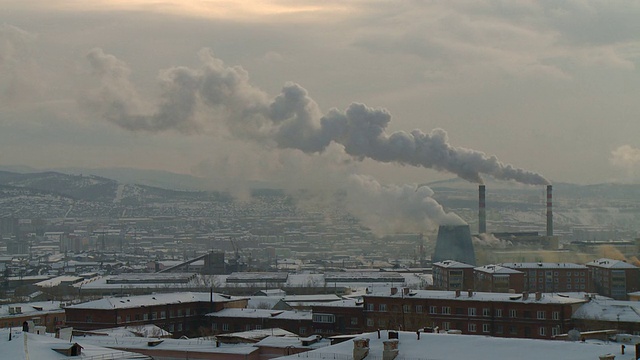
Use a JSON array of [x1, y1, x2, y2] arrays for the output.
[[0, 170, 229, 204]]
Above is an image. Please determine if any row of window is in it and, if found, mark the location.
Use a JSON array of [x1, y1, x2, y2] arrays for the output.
[[112, 308, 196, 324], [211, 322, 308, 335], [366, 304, 560, 320]]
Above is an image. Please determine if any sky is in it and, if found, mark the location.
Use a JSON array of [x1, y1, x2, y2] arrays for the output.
[[2, 0, 640, 192]]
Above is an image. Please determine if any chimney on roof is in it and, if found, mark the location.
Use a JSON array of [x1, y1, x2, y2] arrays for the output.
[[467, 290, 473, 297], [479, 185, 486, 234], [523, 292, 529, 300], [536, 292, 542, 301], [383, 339, 399, 360], [391, 287, 398, 296], [403, 287, 410, 295], [546, 185, 553, 237], [455, 290, 461, 298], [353, 338, 370, 360]]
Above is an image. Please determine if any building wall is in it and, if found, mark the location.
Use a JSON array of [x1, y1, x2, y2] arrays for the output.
[[588, 265, 640, 300], [208, 315, 312, 336], [0, 311, 66, 332], [311, 305, 364, 336], [362, 292, 579, 340], [65, 299, 247, 337]]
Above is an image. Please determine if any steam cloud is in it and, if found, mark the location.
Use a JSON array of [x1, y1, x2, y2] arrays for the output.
[[345, 174, 465, 234], [84, 48, 549, 185]]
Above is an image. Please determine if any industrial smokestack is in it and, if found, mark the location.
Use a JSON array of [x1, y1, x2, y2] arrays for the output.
[[546, 185, 553, 237], [478, 185, 486, 234]]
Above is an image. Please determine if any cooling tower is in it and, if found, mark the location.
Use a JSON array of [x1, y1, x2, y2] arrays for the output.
[[432, 224, 476, 265]]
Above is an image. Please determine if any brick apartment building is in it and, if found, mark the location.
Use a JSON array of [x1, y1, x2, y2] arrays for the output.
[[586, 258, 640, 300], [0, 301, 65, 332], [65, 292, 248, 337], [474, 265, 525, 293], [311, 298, 364, 336], [362, 288, 586, 339], [500, 262, 592, 293], [432, 260, 474, 290]]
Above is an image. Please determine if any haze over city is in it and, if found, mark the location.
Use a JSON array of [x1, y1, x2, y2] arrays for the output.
[[3, 0, 640, 189], [6, 3, 640, 359]]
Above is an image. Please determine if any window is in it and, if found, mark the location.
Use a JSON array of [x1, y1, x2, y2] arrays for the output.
[[160, 311, 166, 319], [551, 327, 559, 336], [246, 324, 251, 331], [378, 319, 386, 327], [429, 306, 437, 314], [366, 304, 374, 311], [468, 308, 477, 316], [135, 314, 141, 321], [313, 314, 336, 323], [143, 314, 149, 321], [185, 308, 190, 316], [299, 327, 307, 335], [255, 325, 262, 330], [117, 316, 122, 324], [367, 318, 374, 327], [152, 312, 157, 320], [442, 306, 451, 315], [403, 304, 411, 313], [351, 317, 358, 325], [125, 315, 131, 323], [496, 325, 504, 334], [379, 304, 387, 312], [495, 309, 503, 317], [468, 323, 477, 332], [509, 309, 517, 318], [567, 284, 572, 289], [483, 308, 490, 317], [442, 322, 450, 331], [222, 323, 229, 331], [170, 310, 174, 318], [537, 311, 545, 320], [552, 311, 560, 320], [539, 327, 546, 336], [509, 326, 517, 335], [482, 324, 490, 333], [212, 323, 217, 330]]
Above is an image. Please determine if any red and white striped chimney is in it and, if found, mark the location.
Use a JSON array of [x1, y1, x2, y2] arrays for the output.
[[479, 185, 486, 234], [546, 185, 553, 237]]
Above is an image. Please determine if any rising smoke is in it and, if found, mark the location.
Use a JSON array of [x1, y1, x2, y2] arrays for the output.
[[84, 48, 549, 186], [345, 174, 465, 235]]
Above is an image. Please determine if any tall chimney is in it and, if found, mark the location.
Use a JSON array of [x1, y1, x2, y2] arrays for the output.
[[546, 185, 553, 237], [478, 185, 486, 234]]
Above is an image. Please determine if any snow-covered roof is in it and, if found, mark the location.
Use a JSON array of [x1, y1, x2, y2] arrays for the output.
[[0, 301, 65, 319], [433, 260, 475, 268], [474, 265, 523, 274], [500, 262, 588, 270], [311, 298, 363, 308], [81, 324, 172, 338], [586, 258, 639, 269], [0, 329, 150, 360], [216, 328, 295, 342], [34, 276, 83, 287], [365, 289, 588, 305], [573, 299, 640, 323], [206, 308, 312, 321], [275, 330, 635, 360], [67, 292, 245, 310]]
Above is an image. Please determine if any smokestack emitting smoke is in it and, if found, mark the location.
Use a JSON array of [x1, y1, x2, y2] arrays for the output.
[[84, 48, 549, 187], [478, 185, 486, 234], [546, 184, 553, 237]]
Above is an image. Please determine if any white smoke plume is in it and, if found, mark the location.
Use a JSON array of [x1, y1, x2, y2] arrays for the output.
[[611, 145, 640, 169], [472, 233, 512, 248], [344, 174, 465, 235], [83, 48, 549, 185]]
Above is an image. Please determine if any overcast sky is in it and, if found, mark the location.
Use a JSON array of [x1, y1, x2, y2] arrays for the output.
[[2, 0, 640, 189]]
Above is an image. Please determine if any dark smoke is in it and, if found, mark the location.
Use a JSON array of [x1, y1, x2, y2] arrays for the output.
[[84, 48, 549, 185]]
